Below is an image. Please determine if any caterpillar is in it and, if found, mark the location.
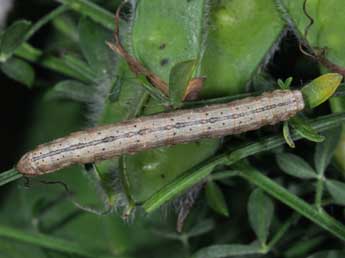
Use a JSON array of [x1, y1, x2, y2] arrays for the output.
[[16, 90, 305, 176]]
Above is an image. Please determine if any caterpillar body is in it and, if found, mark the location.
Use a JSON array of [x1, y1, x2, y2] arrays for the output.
[[17, 90, 305, 176]]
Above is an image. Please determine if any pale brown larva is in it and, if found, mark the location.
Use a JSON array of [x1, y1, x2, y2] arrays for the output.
[[16, 90, 305, 176]]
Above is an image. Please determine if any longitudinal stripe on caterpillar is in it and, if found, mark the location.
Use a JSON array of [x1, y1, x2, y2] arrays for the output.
[[16, 90, 305, 176]]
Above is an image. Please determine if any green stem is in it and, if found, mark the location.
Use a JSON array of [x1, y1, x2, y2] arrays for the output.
[[143, 113, 345, 212], [0, 168, 22, 186], [56, 0, 114, 30], [209, 170, 240, 181], [266, 213, 300, 251], [315, 176, 325, 211], [0, 225, 120, 258], [16, 43, 94, 82], [26, 5, 70, 40], [237, 163, 345, 241]]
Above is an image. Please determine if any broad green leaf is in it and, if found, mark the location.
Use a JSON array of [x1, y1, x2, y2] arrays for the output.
[[307, 250, 345, 258], [248, 189, 274, 245], [124, 139, 219, 202], [169, 60, 197, 105], [301, 73, 343, 109], [314, 127, 342, 175], [290, 115, 325, 143], [1, 57, 35, 87], [46, 80, 94, 102], [325, 180, 345, 206], [276, 153, 316, 179], [201, 0, 284, 97], [205, 181, 229, 217], [0, 20, 31, 62], [192, 243, 261, 258], [283, 122, 295, 148], [131, 0, 208, 83]]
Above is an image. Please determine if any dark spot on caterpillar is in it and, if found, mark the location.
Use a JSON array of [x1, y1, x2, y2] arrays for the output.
[[159, 43, 166, 50], [160, 174, 166, 179], [160, 58, 169, 66], [102, 148, 106, 151]]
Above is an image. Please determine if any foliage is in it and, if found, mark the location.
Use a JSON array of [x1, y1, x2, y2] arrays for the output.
[[1, 0, 345, 257]]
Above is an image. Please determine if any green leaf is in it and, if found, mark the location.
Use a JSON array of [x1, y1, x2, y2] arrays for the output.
[[47, 80, 94, 102], [200, 0, 284, 97], [169, 60, 196, 105], [248, 189, 274, 245], [1, 57, 35, 87], [278, 77, 293, 90], [276, 153, 316, 179], [0, 20, 32, 62], [307, 250, 345, 258], [205, 181, 229, 217], [78, 16, 115, 76], [290, 114, 325, 143], [314, 127, 342, 175], [283, 121, 295, 148], [192, 243, 261, 258], [301, 74, 343, 109], [187, 219, 215, 238], [325, 180, 345, 206]]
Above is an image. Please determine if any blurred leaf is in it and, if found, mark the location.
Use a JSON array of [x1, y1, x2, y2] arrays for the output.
[[169, 60, 197, 106], [248, 189, 274, 245], [1, 57, 35, 87], [47, 80, 94, 103], [78, 16, 116, 76], [187, 219, 215, 238], [192, 243, 261, 258], [314, 127, 342, 175], [307, 250, 345, 258], [205, 181, 229, 217], [301, 73, 343, 109], [290, 115, 325, 143], [283, 121, 295, 148], [325, 180, 345, 206], [0, 20, 31, 62], [276, 153, 316, 179]]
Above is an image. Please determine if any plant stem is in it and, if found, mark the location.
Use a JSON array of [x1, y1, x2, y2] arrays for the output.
[[143, 113, 345, 213], [56, 0, 114, 30], [237, 163, 345, 241], [0, 224, 121, 258], [210, 170, 240, 181], [266, 213, 300, 251], [314, 175, 325, 211], [0, 168, 22, 186]]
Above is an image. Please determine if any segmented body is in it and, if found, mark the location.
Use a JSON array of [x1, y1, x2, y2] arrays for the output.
[[16, 90, 305, 176]]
